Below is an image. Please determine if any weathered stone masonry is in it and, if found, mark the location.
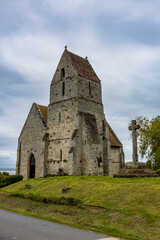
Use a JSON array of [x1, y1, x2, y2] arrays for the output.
[[16, 48, 125, 179]]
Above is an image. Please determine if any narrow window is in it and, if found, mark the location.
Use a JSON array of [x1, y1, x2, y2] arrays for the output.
[[89, 82, 91, 95], [62, 81, 65, 96], [60, 150, 62, 161], [102, 120, 105, 131], [59, 113, 61, 123], [61, 68, 65, 78]]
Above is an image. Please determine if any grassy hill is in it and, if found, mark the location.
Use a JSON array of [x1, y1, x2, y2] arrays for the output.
[[0, 176, 160, 240]]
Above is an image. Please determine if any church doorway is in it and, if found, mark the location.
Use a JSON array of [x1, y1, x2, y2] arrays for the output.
[[29, 154, 36, 178]]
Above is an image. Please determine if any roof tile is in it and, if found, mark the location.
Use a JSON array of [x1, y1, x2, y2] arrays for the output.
[[68, 51, 100, 83], [37, 105, 48, 123], [107, 122, 122, 147]]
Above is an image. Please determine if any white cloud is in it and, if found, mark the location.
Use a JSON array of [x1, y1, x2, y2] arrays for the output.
[[1, 29, 160, 89], [0, 97, 30, 146], [0, 150, 16, 166], [45, 0, 88, 13], [45, 0, 160, 23], [1, 11, 160, 165], [2, 0, 45, 25], [97, 0, 160, 23], [0, 32, 65, 82], [0, 124, 18, 139], [1, 29, 160, 107]]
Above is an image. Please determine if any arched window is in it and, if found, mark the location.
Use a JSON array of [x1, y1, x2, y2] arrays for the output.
[[29, 154, 35, 178]]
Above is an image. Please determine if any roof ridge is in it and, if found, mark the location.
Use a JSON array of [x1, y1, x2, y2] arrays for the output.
[[37, 104, 48, 107], [67, 50, 88, 61]]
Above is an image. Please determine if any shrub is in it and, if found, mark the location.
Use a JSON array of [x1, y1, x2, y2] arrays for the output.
[[2, 172, 9, 176], [0, 175, 23, 188], [146, 160, 152, 169], [156, 169, 160, 175]]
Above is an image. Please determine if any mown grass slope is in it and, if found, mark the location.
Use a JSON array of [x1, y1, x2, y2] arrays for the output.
[[0, 176, 160, 240]]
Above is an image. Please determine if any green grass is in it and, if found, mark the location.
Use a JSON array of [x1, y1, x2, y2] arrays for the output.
[[0, 176, 160, 240]]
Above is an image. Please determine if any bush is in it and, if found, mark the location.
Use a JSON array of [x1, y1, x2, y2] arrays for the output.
[[0, 172, 10, 176], [156, 169, 160, 175], [0, 175, 23, 188], [3, 172, 9, 176], [146, 160, 152, 169]]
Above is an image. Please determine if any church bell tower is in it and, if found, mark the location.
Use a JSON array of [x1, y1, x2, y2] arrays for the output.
[[47, 47, 108, 175]]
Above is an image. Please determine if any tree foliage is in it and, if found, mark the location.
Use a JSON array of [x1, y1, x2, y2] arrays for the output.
[[130, 116, 160, 170]]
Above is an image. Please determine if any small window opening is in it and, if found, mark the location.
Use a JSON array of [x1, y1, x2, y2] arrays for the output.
[[102, 120, 105, 131], [60, 150, 62, 161], [89, 82, 91, 95], [59, 113, 61, 123], [62, 82, 65, 96], [61, 68, 65, 78]]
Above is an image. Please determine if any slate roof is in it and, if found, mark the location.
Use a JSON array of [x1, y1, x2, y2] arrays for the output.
[[38, 105, 121, 147], [68, 51, 100, 83]]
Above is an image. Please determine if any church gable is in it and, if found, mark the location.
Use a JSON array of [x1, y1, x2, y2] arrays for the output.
[[49, 48, 79, 104], [19, 103, 46, 139], [17, 103, 47, 179], [51, 48, 77, 84], [51, 48, 100, 84]]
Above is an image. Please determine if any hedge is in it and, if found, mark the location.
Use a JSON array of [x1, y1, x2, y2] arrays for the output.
[[0, 175, 23, 188]]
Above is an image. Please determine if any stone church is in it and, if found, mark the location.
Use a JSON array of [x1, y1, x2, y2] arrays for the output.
[[16, 47, 125, 179]]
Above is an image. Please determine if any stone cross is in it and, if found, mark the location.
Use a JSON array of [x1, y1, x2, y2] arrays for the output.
[[128, 120, 140, 165]]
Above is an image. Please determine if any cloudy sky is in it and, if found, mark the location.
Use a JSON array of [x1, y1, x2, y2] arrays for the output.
[[0, 0, 160, 169]]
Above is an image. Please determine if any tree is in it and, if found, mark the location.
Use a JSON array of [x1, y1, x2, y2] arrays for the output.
[[131, 116, 160, 170]]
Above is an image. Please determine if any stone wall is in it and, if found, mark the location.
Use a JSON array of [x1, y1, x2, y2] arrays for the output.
[[50, 50, 77, 104], [110, 147, 124, 175], [77, 76, 102, 104], [16, 103, 46, 179], [80, 112, 103, 175], [47, 98, 79, 175]]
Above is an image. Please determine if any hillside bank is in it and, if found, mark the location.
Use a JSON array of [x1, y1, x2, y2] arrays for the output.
[[0, 176, 160, 240]]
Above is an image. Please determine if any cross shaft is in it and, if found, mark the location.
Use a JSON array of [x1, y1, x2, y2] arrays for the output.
[[129, 120, 140, 164]]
